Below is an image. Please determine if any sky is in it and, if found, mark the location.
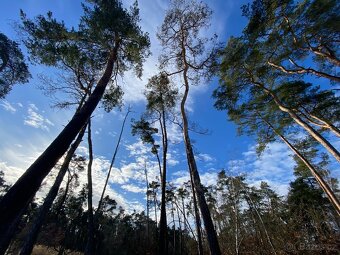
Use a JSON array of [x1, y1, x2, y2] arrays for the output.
[[0, 0, 339, 214]]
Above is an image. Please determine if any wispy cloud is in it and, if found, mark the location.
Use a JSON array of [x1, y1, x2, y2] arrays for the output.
[[227, 142, 296, 196], [0, 100, 16, 113], [24, 104, 55, 131], [195, 153, 216, 163]]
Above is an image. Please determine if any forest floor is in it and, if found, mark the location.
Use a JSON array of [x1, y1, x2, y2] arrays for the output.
[[32, 245, 83, 255]]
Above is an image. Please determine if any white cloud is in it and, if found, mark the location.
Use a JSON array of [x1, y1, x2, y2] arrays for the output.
[[166, 150, 180, 166], [73, 154, 148, 213], [200, 172, 218, 187], [0, 135, 50, 170], [76, 146, 89, 156], [195, 153, 216, 163], [1, 100, 16, 113], [170, 170, 190, 187], [0, 160, 62, 203], [166, 122, 183, 144], [24, 104, 54, 131], [170, 169, 218, 188], [125, 140, 150, 156], [121, 184, 146, 193], [0, 161, 25, 185], [228, 142, 296, 196]]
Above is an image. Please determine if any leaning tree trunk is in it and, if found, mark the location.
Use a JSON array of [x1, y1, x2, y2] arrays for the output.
[[175, 200, 183, 255], [296, 108, 340, 138], [19, 125, 87, 255], [244, 188, 277, 255], [174, 198, 197, 242], [263, 117, 340, 215], [189, 167, 204, 255], [180, 66, 221, 255], [85, 119, 95, 255], [252, 78, 340, 163], [0, 41, 120, 253], [96, 108, 131, 213], [159, 109, 169, 255]]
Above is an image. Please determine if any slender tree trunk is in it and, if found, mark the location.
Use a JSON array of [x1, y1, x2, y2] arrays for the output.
[[180, 65, 221, 255], [171, 202, 176, 255], [144, 162, 150, 250], [96, 108, 131, 212], [247, 201, 265, 249], [252, 78, 340, 163], [85, 119, 95, 255], [245, 190, 277, 254], [54, 170, 72, 216], [0, 42, 120, 250], [18, 125, 87, 255], [296, 107, 340, 138], [189, 169, 204, 255], [263, 118, 340, 215], [155, 152, 162, 182], [153, 187, 158, 224], [230, 182, 240, 255], [181, 197, 187, 235], [0, 205, 29, 255], [174, 199, 197, 241], [159, 109, 169, 255], [175, 200, 183, 255], [307, 113, 340, 138]]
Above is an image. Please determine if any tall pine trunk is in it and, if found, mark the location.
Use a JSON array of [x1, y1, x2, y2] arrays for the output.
[[189, 168, 204, 255], [297, 109, 340, 138], [19, 125, 87, 255], [0, 42, 119, 253], [263, 118, 340, 215], [252, 79, 340, 163], [85, 119, 95, 255], [159, 110, 169, 255], [19, 88, 88, 255], [144, 163, 150, 252], [180, 65, 221, 255], [154, 189, 158, 224]]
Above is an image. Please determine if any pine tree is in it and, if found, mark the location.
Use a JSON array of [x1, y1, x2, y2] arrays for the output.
[[0, 32, 30, 98], [157, 1, 221, 253], [0, 1, 150, 252]]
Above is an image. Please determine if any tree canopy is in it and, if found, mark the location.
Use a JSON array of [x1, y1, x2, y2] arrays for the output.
[[0, 32, 30, 98]]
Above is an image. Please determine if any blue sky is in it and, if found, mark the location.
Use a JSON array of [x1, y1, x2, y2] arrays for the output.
[[0, 0, 338, 213]]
